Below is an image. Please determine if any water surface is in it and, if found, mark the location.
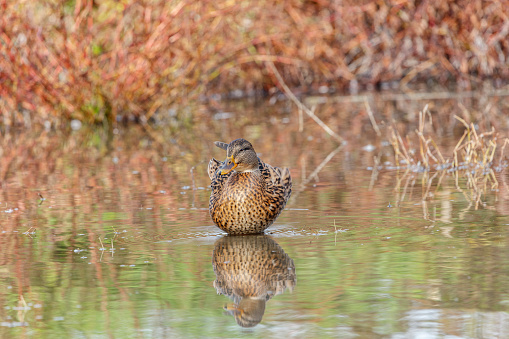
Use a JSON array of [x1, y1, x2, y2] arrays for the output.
[[1, 93, 509, 338]]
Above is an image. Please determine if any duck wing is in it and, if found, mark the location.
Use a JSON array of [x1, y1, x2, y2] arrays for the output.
[[208, 157, 221, 180], [208, 157, 232, 192], [258, 159, 292, 205]]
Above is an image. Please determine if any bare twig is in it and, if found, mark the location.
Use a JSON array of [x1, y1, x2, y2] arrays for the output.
[[364, 99, 381, 136]]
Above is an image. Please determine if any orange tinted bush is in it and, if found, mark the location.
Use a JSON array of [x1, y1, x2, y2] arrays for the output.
[[1, 0, 508, 126]]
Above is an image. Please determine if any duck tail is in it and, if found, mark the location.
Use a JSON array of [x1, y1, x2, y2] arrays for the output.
[[281, 167, 292, 201], [208, 158, 221, 180]]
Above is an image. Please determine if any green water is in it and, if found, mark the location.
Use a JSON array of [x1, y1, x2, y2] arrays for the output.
[[1, 98, 509, 338]]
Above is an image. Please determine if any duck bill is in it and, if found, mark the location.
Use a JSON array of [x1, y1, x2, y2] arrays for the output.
[[224, 303, 243, 316], [219, 156, 237, 175]]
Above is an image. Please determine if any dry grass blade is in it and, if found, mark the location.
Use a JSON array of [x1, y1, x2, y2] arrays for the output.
[[389, 105, 508, 211], [499, 139, 509, 167], [389, 127, 412, 167]]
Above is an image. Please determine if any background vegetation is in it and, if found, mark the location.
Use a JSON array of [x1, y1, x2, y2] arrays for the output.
[[2, 0, 509, 126]]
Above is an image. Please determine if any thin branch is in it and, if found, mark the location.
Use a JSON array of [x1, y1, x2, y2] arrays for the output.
[[364, 99, 381, 136]]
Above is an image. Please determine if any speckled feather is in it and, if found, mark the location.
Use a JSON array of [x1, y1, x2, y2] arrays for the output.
[[212, 236, 296, 298], [208, 142, 292, 235], [212, 235, 296, 327]]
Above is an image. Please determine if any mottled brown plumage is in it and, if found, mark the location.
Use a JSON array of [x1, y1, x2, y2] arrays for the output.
[[212, 235, 296, 327], [208, 138, 292, 235]]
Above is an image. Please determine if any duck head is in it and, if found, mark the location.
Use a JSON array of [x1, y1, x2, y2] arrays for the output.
[[215, 138, 259, 175]]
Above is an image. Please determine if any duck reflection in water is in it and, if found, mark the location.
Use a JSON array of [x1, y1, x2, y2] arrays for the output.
[[212, 235, 296, 328]]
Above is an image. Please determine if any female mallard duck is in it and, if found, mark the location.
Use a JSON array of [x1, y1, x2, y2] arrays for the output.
[[208, 138, 292, 235]]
